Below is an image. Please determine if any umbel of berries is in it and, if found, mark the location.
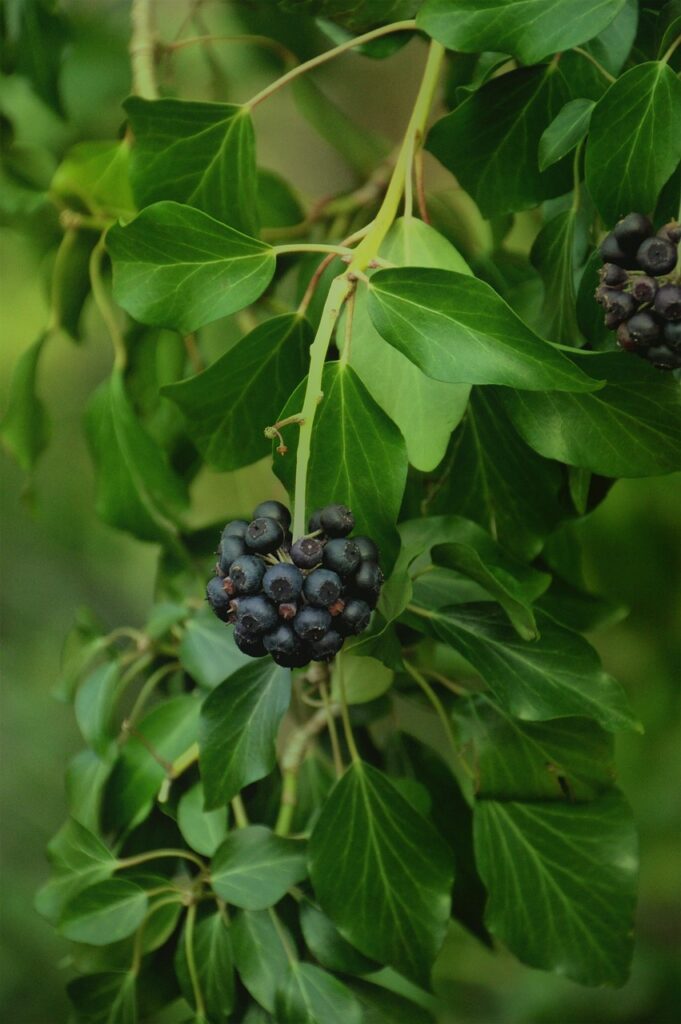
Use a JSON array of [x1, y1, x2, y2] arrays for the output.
[[595, 213, 681, 370], [205, 501, 383, 668]]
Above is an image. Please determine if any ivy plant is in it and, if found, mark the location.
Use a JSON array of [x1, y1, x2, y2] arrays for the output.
[[2, 0, 680, 1021]]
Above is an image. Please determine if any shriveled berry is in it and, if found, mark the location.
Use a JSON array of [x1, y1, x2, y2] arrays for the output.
[[336, 598, 372, 636], [291, 536, 324, 569], [253, 500, 291, 529], [218, 535, 247, 575], [320, 504, 355, 537], [599, 233, 637, 268], [206, 577, 231, 622], [263, 563, 303, 603], [245, 516, 285, 554], [263, 623, 298, 656], [352, 561, 384, 607], [229, 554, 265, 595], [654, 283, 681, 321], [352, 535, 379, 562], [221, 520, 249, 541], [304, 568, 342, 607], [310, 630, 344, 662], [234, 623, 267, 658], [323, 538, 361, 576], [627, 312, 661, 347], [294, 606, 331, 642], [599, 263, 628, 288], [646, 345, 680, 369], [237, 595, 278, 635], [636, 236, 677, 276], [657, 222, 681, 244], [597, 288, 635, 323], [613, 212, 652, 252], [663, 321, 681, 350], [631, 276, 658, 304]]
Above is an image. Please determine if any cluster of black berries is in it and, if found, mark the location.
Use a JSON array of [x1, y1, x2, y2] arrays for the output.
[[206, 500, 383, 668], [596, 213, 681, 370]]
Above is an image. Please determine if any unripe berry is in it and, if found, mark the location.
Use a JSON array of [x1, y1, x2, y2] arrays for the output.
[[263, 563, 303, 603], [654, 284, 681, 322], [245, 516, 285, 554], [656, 221, 681, 244], [636, 236, 677, 276], [253, 500, 291, 529], [323, 538, 362, 576], [303, 568, 343, 607]]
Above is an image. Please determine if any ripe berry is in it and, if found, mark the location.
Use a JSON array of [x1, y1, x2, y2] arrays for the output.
[[273, 646, 312, 669], [291, 536, 324, 569], [613, 212, 652, 252], [304, 568, 342, 607], [627, 312, 660, 347], [616, 322, 640, 352], [263, 563, 303, 603], [245, 516, 285, 554], [294, 606, 331, 642], [253, 500, 291, 529], [336, 598, 372, 636], [323, 538, 362, 576], [221, 520, 249, 541], [636, 236, 677, 276], [646, 345, 680, 370], [352, 535, 380, 562], [263, 623, 298, 656], [599, 233, 637, 269], [320, 504, 355, 537], [654, 284, 681, 322], [631, 276, 658, 304], [206, 577, 231, 622], [218, 535, 247, 575], [237, 595, 278, 635], [662, 321, 681, 350], [599, 263, 628, 288], [352, 560, 384, 607], [310, 630, 344, 662], [234, 623, 267, 658], [229, 554, 265, 595]]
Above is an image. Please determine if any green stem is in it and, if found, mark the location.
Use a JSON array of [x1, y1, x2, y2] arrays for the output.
[[661, 33, 681, 65], [130, 0, 159, 99], [117, 848, 206, 871], [274, 702, 342, 835], [572, 47, 616, 85], [334, 652, 360, 765], [273, 243, 353, 258], [184, 903, 206, 1019], [120, 661, 179, 734], [320, 679, 344, 776], [231, 794, 249, 828], [89, 236, 127, 370], [130, 895, 184, 974], [245, 20, 418, 110]]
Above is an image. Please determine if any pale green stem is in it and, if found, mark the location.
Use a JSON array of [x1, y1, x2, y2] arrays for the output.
[[334, 651, 360, 764], [184, 903, 206, 1019], [89, 236, 127, 370], [571, 47, 616, 85], [231, 794, 249, 828], [117, 848, 206, 871], [273, 243, 353, 258], [130, 0, 159, 99]]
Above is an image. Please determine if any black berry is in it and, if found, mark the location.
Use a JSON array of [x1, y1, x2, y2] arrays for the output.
[[237, 595, 278, 635], [294, 606, 331, 642], [319, 504, 355, 537], [253, 500, 291, 529], [598, 233, 637, 269], [263, 623, 298, 656], [636, 236, 677, 276], [662, 321, 681, 350], [626, 312, 661, 347], [229, 554, 265, 595], [218, 535, 247, 575], [245, 516, 285, 554], [291, 536, 324, 569], [599, 263, 628, 288], [352, 560, 384, 607], [234, 624, 267, 658], [613, 212, 653, 252], [654, 283, 681, 322], [646, 345, 680, 370], [304, 568, 343, 607], [263, 563, 303, 603], [336, 598, 371, 636], [323, 538, 362, 577], [221, 520, 249, 541], [310, 630, 344, 662], [631, 276, 658, 304], [616, 322, 640, 352], [206, 577, 231, 622]]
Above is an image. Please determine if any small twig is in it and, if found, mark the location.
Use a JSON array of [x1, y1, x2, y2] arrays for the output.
[[130, 0, 159, 100]]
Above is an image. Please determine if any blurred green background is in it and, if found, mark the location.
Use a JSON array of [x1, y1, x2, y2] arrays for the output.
[[1, 2, 680, 1021]]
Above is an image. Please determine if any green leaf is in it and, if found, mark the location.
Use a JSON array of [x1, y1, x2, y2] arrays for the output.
[[474, 794, 637, 985], [409, 601, 636, 732], [199, 660, 292, 809], [418, 0, 626, 65], [107, 202, 276, 333], [65, 748, 116, 834], [539, 98, 594, 170], [231, 909, 293, 1014], [67, 971, 137, 1024], [309, 760, 454, 984], [59, 879, 147, 945], [424, 389, 563, 561], [426, 66, 572, 219], [177, 782, 228, 857], [332, 652, 394, 705], [584, 0, 638, 75], [211, 826, 307, 909], [367, 268, 598, 392], [274, 362, 408, 570], [585, 62, 681, 222], [349, 980, 436, 1024], [125, 98, 258, 235], [0, 333, 50, 472], [276, 962, 362, 1024], [179, 608, 252, 689], [51, 229, 97, 341], [175, 910, 234, 1021], [35, 819, 117, 924], [346, 217, 472, 472], [498, 353, 681, 477], [12, 0, 70, 115], [258, 168, 304, 229], [163, 314, 311, 471], [52, 141, 134, 218], [299, 902, 377, 976], [74, 661, 120, 756], [105, 696, 201, 832], [530, 208, 588, 346], [85, 370, 187, 548]]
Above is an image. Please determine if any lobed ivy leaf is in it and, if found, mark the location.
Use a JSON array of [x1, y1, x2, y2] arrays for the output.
[[231, 909, 294, 1015], [51, 141, 134, 218], [474, 793, 638, 985], [177, 781, 228, 857], [35, 819, 117, 925], [530, 208, 589, 346], [332, 651, 394, 705], [585, 61, 681, 222], [107, 202, 276, 333], [0, 333, 50, 473], [163, 314, 312, 471], [211, 826, 308, 910], [276, 962, 363, 1024], [367, 267, 599, 392], [59, 878, 147, 945], [538, 98, 595, 170], [174, 910, 235, 1021], [308, 760, 454, 984], [67, 971, 137, 1024]]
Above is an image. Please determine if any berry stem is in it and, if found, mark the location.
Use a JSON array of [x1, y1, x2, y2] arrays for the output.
[[130, 0, 159, 100]]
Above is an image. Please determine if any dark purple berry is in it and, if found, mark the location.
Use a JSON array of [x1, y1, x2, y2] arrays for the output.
[[352, 536, 380, 562], [291, 536, 324, 569], [234, 623, 267, 658], [352, 561, 384, 607], [229, 554, 265, 595], [627, 312, 661, 347], [253, 500, 291, 529], [319, 504, 355, 537], [597, 287, 635, 320], [221, 520, 249, 541], [336, 599, 372, 636], [323, 538, 362, 577], [263, 563, 303, 603], [304, 568, 342, 607], [245, 516, 285, 554], [636, 236, 677, 276], [599, 233, 637, 269], [616, 322, 641, 353], [599, 263, 628, 288], [272, 644, 311, 669], [294, 606, 331, 642], [218, 535, 247, 575], [654, 283, 681, 321], [613, 212, 653, 252], [206, 577, 231, 622], [310, 630, 344, 662], [646, 345, 681, 370], [237, 595, 278, 635], [662, 321, 681, 350], [631, 276, 658, 304], [263, 623, 298, 656]]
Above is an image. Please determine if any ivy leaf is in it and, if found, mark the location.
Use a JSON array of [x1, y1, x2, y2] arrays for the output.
[[584, 0, 638, 76], [199, 660, 292, 809], [125, 97, 258, 235], [276, 962, 363, 1024], [85, 370, 188, 549], [275, 362, 408, 570], [59, 879, 147, 945], [585, 62, 681, 222], [74, 661, 120, 756], [408, 601, 637, 732], [231, 909, 294, 1015], [299, 903, 378, 976], [65, 748, 116, 835], [367, 268, 599, 392], [35, 819, 117, 924], [498, 353, 681, 477], [530, 208, 588, 346], [51, 141, 134, 218], [349, 980, 436, 1024], [211, 826, 308, 910], [12, 0, 70, 115], [51, 229, 97, 341], [418, 0, 626, 65], [0, 333, 50, 473], [163, 314, 312, 471], [538, 98, 595, 170], [179, 608, 252, 690], [346, 217, 471, 473], [177, 782, 228, 857], [67, 971, 137, 1024], [332, 652, 394, 705], [426, 66, 572, 219], [424, 389, 563, 561], [308, 760, 454, 984], [474, 794, 637, 985], [175, 910, 235, 1021], [107, 202, 276, 333]]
